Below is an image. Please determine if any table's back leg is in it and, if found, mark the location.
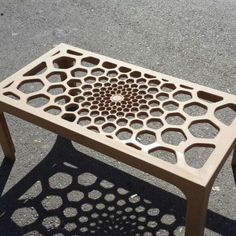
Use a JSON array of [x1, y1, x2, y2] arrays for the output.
[[232, 147, 236, 167], [0, 112, 15, 161], [185, 186, 210, 236]]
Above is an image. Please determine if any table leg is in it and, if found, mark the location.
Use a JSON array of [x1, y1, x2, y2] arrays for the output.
[[185, 187, 210, 236], [0, 112, 15, 160], [232, 147, 236, 167]]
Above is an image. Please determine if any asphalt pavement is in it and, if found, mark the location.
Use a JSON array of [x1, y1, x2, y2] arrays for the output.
[[0, 0, 235, 235]]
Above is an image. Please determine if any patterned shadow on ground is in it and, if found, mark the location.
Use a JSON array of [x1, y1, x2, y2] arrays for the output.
[[0, 136, 235, 235]]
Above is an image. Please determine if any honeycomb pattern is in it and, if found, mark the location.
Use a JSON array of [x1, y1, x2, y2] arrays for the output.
[[1, 45, 236, 170]]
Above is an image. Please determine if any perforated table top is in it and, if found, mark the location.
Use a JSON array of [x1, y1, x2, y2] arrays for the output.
[[0, 43, 236, 186]]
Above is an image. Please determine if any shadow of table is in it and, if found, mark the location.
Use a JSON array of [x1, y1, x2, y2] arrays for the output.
[[0, 136, 235, 235]]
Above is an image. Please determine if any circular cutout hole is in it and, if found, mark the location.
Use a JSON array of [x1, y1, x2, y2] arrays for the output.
[[53, 56, 75, 69], [91, 68, 104, 76], [95, 117, 106, 125], [137, 112, 148, 120], [71, 68, 87, 77], [184, 102, 207, 116], [84, 76, 96, 84], [65, 103, 79, 112], [188, 120, 219, 139], [62, 113, 76, 122], [27, 94, 49, 108], [185, 144, 215, 168], [47, 85, 65, 95], [44, 106, 61, 115], [116, 128, 133, 140], [161, 83, 176, 92], [150, 108, 163, 117], [136, 130, 156, 145], [162, 128, 186, 146], [18, 79, 44, 94], [163, 101, 179, 111], [81, 57, 99, 67], [147, 118, 163, 129], [102, 123, 116, 133], [156, 92, 169, 101], [166, 113, 186, 125], [130, 120, 143, 129], [173, 91, 192, 102], [117, 118, 128, 126], [77, 117, 91, 126], [149, 147, 177, 164]]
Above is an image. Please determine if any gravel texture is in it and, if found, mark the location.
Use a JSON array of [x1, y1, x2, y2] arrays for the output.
[[0, 0, 236, 235]]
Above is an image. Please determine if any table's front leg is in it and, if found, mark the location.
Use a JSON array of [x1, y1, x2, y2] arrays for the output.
[[185, 186, 210, 236], [0, 112, 15, 161]]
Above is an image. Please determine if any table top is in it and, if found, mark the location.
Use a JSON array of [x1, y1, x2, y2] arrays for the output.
[[0, 43, 236, 187]]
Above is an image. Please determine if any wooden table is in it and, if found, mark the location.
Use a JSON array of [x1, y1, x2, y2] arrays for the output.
[[0, 43, 236, 235]]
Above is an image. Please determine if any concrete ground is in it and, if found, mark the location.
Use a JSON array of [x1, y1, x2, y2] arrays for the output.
[[0, 0, 235, 235]]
